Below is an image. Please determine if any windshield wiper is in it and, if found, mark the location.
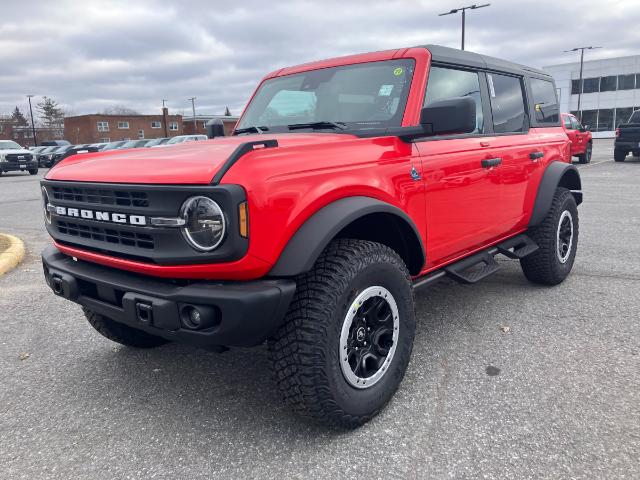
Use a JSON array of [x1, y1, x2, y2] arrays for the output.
[[287, 121, 347, 131], [234, 125, 268, 135]]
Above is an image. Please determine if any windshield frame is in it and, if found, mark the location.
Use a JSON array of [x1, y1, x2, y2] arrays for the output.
[[235, 58, 416, 135]]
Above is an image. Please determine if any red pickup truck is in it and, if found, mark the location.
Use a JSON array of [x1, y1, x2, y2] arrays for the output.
[[561, 112, 593, 163], [41, 45, 581, 428]]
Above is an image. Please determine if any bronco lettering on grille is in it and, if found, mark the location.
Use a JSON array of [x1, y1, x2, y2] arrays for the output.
[[51, 206, 147, 226]]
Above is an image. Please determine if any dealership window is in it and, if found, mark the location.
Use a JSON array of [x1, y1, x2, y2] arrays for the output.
[[97, 121, 109, 132], [571, 79, 581, 95], [423, 66, 484, 133], [581, 110, 598, 130], [117, 121, 129, 129], [600, 76, 617, 92], [529, 78, 559, 124], [0, 125, 3, 133], [618, 74, 635, 90], [169, 122, 178, 131], [138, 129, 144, 139], [487, 72, 526, 133], [582, 78, 600, 94], [596, 109, 614, 132], [151, 121, 161, 128], [636, 75, 640, 90], [615, 108, 634, 126]]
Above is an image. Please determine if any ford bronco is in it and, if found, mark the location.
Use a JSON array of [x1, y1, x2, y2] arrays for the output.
[[41, 45, 581, 428]]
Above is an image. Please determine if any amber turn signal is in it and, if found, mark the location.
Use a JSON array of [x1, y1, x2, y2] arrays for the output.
[[238, 202, 248, 238]]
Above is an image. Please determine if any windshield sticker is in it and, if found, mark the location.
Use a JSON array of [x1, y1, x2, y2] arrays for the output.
[[378, 85, 394, 96], [393, 67, 404, 76]]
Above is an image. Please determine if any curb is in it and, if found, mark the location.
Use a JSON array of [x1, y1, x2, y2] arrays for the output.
[[0, 234, 25, 276]]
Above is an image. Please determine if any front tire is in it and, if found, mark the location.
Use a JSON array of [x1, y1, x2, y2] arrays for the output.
[[521, 188, 578, 285], [614, 149, 627, 162], [577, 142, 592, 164], [83, 307, 168, 348], [268, 239, 416, 428], [28, 168, 38, 175]]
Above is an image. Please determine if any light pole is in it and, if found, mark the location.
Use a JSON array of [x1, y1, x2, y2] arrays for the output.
[[189, 97, 197, 133], [439, 3, 490, 50], [26, 95, 37, 146], [563, 46, 602, 123], [162, 99, 168, 137]]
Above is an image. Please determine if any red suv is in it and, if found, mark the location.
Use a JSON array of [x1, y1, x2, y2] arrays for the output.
[[561, 112, 593, 163], [41, 45, 582, 428]]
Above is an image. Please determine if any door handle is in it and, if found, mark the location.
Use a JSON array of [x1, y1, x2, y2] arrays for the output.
[[481, 158, 502, 168], [529, 152, 544, 160]]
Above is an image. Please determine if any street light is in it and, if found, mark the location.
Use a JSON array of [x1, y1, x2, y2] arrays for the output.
[[563, 46, 602, 123], [189, 97, 197, 133], [439, 3, 490, 50], [26, 95, 37, 146]]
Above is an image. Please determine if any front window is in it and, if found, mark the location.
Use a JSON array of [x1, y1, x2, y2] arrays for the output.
[[151, 121, 161, 128], [169, 122, 178, 131], [97, 121, 109, 132], [0, 140, 22, 150], [117, 121, 129, 129], [236, 59, 415, 133]]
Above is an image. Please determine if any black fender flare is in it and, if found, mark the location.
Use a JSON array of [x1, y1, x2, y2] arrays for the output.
[[268, 196, 426, 276], [529, 161, 582, 227]]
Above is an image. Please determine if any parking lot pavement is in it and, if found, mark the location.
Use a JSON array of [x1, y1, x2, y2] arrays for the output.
[[1, 139, 638, 479]]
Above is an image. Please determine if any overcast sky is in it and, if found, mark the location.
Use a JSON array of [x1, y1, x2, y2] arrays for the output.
[[1, 0, 639, 119]]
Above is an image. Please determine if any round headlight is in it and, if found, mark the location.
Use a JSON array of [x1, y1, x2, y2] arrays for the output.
[[180, 196, 225, 251], [42, 186, 51, 224]]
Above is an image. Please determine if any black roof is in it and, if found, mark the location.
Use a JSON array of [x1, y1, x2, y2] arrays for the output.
[[422, 45, 550, 78]]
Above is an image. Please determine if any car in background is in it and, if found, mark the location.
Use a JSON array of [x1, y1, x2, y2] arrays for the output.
[[152, 134, 208, 147], [561, 113, 592, 164], [143, 137, 170, 147], [30, 146, 47, 154], [36, 146, 59, 167], [0, 140, 38, 176], [50, 145, 78, 165], [40, 140, 71, 147], [614, 109, 640, 162], [88, 143, 108, 151], [101, 141, 128, 151], [118, 139, 150, 150]]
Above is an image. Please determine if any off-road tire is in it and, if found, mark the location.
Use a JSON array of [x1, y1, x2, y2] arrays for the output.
[[28, 168, 38, 175], [268, 239, 416, 428], [614, 149, 627, 162], [521, 188, 578, 285], [83, 307, 168, 348], [577, 142, 592, 164]]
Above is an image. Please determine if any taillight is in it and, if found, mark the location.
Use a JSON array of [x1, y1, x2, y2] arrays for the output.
[[615, 128, 620, 137]]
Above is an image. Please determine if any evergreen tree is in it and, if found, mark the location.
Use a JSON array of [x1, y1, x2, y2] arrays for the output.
[[36, 96, 64, 138], [224, 106, 232, 117], [11, 106, 28, 126]]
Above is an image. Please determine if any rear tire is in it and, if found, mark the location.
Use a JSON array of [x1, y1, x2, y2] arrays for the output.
[[577, 142, 592, 164], [28, 168, 38, 175], [614, 149, 627, 162], [521, 188, 578, 285], [83, 307, 168, 348], [268, 239, 416, 428]]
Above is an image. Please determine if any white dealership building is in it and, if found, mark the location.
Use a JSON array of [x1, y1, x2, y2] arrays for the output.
[[543, 54, 640, 138]]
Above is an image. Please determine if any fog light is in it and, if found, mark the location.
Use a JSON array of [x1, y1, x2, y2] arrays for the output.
[[189, 308, 201, 326], [180, 305, 221, 330]]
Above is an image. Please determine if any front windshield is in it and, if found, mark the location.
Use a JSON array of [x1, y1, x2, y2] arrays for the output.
[[0, 141, 22, 150], [237, 59, 415, 133], [166, 136, 186, 144]]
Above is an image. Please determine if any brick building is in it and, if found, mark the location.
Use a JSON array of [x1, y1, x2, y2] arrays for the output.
[[182, 115, 239, 136], [64, 108, 183, 144], [0, 117, 52, 147]]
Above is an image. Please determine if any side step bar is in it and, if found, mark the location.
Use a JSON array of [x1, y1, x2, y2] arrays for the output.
[[412, 234, 538, 291]]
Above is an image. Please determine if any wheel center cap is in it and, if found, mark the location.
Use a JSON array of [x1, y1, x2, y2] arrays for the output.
[[356, 327, 366, 342]]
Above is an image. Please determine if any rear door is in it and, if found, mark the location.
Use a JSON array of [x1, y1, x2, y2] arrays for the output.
[[416, 65, 506, 268]]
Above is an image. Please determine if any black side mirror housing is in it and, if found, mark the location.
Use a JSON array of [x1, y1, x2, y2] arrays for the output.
[[579, 125, 589, 132], [206, 119, 226, 138], [421, 96, 477, 136]]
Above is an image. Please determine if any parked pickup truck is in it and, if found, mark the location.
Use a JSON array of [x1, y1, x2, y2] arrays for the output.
[[561, 113, 592, 164], [40, 45, 581, 428], [614, 109, 640, 162]]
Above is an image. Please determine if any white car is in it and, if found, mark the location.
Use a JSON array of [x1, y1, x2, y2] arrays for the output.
[[151, 135, 208, 147], [0, 140, 39, 176]]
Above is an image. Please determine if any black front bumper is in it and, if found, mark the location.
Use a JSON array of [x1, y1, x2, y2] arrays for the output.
[[42, 246, 296, 348], [0, 160, 38, 172]]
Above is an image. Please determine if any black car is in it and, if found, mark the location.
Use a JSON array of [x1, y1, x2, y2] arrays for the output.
[[118, 139, 151, 149], [37, 146, 63, 168], [614, 110, 640, 162]]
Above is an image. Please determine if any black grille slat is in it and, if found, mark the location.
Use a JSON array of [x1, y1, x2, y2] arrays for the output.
[[6, 153, 33, 162], [51, 186, 149, 208], [56, 221, 155, 250]]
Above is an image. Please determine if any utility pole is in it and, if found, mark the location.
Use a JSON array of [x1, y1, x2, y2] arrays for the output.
[[439, 4, 490, 50], [563, 46, 602, 123], [162, 99, 168, 137], [26, 95, 37, 146], [189, 97, 197, 133]]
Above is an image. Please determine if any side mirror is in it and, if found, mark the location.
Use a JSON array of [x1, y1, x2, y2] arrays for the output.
[[421, 96, 477, 136], [580, 125, 589, 132], [206, 119, 226, 138]]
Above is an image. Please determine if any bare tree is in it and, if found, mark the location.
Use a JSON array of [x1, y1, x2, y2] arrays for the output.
[[102, 105, 140, 115]]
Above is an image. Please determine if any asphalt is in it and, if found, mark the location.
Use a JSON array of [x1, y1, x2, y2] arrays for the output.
[[0, 140, 638, 479]]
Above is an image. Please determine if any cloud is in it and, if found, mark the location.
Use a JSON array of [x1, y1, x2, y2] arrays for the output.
[[1, 0, 639, 118]]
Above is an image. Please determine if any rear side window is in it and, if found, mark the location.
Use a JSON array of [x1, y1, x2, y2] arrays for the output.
[[487, 73, 526, 133], [529, 78, 559, 124], [424, 66, 484, 134], [563, 116, 572, 129]]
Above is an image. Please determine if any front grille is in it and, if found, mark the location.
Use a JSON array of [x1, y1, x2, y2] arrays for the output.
[[51, 186, 149, 208], [56, 220, 155, 250], [6, 153, 33, 162]]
